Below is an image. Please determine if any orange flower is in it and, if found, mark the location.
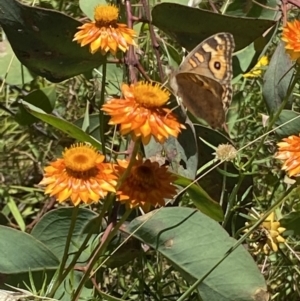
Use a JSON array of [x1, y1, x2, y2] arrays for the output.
[[73, 4, 136, 55], [115, 159, 178, 212], [39, 143, 117, 205], [102, 82, 185, 145], [282, 20, 300, 61], [275, 135, 300, 177]]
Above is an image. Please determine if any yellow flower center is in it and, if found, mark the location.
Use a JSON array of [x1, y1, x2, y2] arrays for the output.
[[128, 164, 157, 191], [132, 82, 170, 108], [94, 4, 119, 27], [63, 144, 101, 179]]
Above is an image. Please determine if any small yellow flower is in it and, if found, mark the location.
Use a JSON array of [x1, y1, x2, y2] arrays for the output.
[[282, 20, 300, 61], [243, 56, 269, 78], [102, 82, 185, 145], [275, 134, 300, 177], [115, 159, 178, 212], [262, 212, 286, 252], [73, 4, 136, 55], [245, 212, 286, 255], [39, 143, 117, 205], [214, 144, 237, 162]]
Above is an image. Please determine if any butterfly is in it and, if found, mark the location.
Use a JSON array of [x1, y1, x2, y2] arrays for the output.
[[170, 32, 235, 128]]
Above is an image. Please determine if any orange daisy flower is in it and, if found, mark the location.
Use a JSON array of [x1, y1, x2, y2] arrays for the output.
[[39, 143, 117, 205], [102, 82, 185, 145], [275, 134, 300, 177], [73, 4, 136, 55], [282, 20, 300, 61], [115, 159, 178, 212]]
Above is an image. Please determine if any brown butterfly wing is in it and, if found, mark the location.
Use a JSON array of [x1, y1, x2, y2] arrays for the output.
[[174, 33, 235, 128], [178, 33, 234, 84], [176, 73, 225, 128]]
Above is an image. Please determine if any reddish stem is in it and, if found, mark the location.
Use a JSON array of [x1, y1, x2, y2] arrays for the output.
[[140, 0, 165, 81]]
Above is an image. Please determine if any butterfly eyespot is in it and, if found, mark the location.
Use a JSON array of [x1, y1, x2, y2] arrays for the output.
[[172, 33, 235, 129], [214, 61, 221, 70]]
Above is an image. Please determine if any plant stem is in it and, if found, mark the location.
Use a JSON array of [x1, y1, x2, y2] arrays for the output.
[[116, 138, 140, 190], [219, 162, 227, 207], [99, 59, 107, 156], [59, 194, 116, 297], [140, 0, 164, 80], [47, 206, 79, 298], [58, 0, 64, 11], [71, 209, 132, 301]]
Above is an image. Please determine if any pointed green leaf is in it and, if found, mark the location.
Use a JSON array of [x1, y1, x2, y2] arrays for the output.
[[21, 101, 102, 149], [15, 85, 56, 125], [0, 40, 34, 85], [6, 195, 25, 231], [175, 176, 223, 222], [263, 42, 294, 113]]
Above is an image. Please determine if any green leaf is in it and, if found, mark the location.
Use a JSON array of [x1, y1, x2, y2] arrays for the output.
[[97, 63, 123, 95], [0, 40, 34, 85], [74, 114, 101, 142], [280, 211, 300, 236], [15, 85, 56, 125], [6, 195, 25, 231], [151, 3, 276, 51], [31, 207, 97, 261], [0, 0, 106, 82], [53, 271, 93, 301], [0, 226, 59, 274], [175, 176, 223, 222], [227, 91, 244, 134], [126, 207, 267, 301], [21, 101, 102, 149], [160, 39, 182, 67], [0, 212, 9, 226], [105, 233, 141, 269], [275, 110, 300, 137], [227, 0, 278, 20], [233, 25, 276, 80], [262, 42, 294, 113]]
